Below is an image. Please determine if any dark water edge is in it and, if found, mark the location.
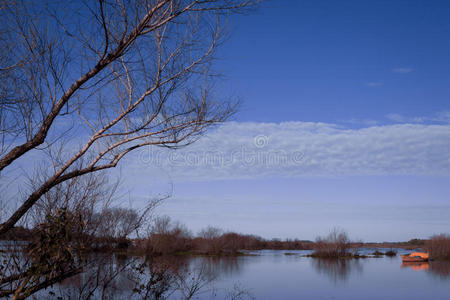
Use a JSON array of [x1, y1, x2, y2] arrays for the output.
[[24, 248, 450, 299]]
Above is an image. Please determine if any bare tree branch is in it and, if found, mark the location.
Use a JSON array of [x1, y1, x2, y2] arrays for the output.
[[0, 0, 258, 236]]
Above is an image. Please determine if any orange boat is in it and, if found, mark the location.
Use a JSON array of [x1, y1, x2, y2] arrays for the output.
[[401, 252, 429, 263]]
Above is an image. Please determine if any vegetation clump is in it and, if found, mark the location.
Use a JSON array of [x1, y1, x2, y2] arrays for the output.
[[384, 250, 397, 256], [426, 234, 450, 260], [371, 250, 397, 257], [407, 238, 426, 246], [142, 217, 314, 256], [310, 229, 353, 259]]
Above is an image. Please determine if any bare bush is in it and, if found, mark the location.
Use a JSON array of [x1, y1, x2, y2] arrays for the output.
[[426, 234, 450, 260], [312, 228, 352, 258], [146, 216, 193, 255], [0, 209, 84, 299], [144, 223, 313, 255], [0, 171, 154, 299], [196, 226, 224, 254], [220, 232, 244, 254]]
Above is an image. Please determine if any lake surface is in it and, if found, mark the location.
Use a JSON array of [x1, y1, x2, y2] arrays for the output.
[[203, 249, 450, 300], [34, 248, 450, 299]]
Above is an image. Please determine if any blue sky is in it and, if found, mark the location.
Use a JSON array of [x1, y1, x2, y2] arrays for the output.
[[217, 0, 450, 124], [119, 0, 450, 242], [5, 0, 449, 242]]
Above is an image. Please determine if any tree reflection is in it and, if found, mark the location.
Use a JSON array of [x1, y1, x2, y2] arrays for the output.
[[40, 254, 247, 299], [429, 261, 450, 279], [310, 259, 363, 283]]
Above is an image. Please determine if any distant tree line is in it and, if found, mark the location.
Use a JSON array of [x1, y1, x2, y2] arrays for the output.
[[1, 214, 315, 255], [140, 216, 314, 255]]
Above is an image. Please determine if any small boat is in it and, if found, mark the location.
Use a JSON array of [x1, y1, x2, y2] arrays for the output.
[[401, 252, 429, 263]]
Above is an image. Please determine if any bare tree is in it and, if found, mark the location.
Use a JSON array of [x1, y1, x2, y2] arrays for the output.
[[198, 226, 224, 254], [0, 170, 152, 299], [199, 226, 222, 240], [0, 0, 259, 236], [147, 215, 192, 254]]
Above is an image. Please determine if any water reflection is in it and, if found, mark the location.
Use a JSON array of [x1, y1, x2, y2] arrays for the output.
[[429, 261, 450, 279], [54, 254, 143, 299], [401, 260, 450, 279], [44, 254, 246, 299], [401, 262, 430, 271], [19, 251, 450, 299], [310, 259, 363, 283], [191, 256, 241, 277]]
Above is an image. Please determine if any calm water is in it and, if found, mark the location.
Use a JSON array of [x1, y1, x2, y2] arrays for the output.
[[203, 249, 450, 300], [33, 248, 450, 299]]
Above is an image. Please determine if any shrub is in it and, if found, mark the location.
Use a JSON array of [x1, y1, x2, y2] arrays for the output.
[[384, 250, 397, 256], [312, 228, 351, 258], [407, 238, 426, 246], [196, 226, 224, 254], [146, 216, 193, 255], [426, 234, 450, 260]]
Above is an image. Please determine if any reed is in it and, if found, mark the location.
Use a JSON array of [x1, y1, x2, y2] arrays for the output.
[[426, 234, 450, 260]]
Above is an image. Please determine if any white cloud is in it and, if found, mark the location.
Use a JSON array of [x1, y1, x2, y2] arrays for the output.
[[125, 121, 450, 181], [386, 113, 405, 122], [344, 118, 379, 126], [435, 111, 450, 123], [386, 111, 450, 124], [392, 67, 413, 74], [365, 82, 382, 87], [385, 113, 425, 123]]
